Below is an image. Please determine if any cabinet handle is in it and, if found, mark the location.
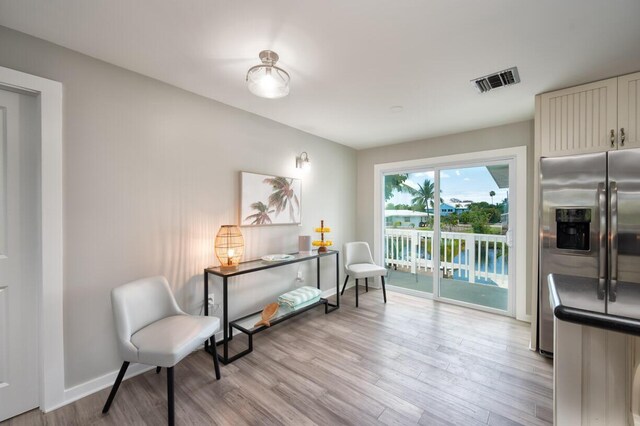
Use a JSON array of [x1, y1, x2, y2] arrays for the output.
[[620, 128, 626, 146], [610, 129, 616, 147]]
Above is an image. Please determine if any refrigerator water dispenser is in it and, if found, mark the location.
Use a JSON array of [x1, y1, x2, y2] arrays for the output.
[[556, 208, 591, 251]]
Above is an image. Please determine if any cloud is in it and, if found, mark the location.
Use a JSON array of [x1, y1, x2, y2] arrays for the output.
[[463, 178, 471, 181], [403, 180, 419, 190], [455, 170, 461, 176], [411, 171, 434, 178], [445, 189, 509, 204], [440, 172, 451, 178]]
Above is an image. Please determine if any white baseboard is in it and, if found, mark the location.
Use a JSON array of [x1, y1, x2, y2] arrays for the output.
[[322, 285, 339, 298], [44, 363, 155, 413]]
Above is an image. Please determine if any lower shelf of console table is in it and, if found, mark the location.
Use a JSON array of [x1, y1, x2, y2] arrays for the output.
[[204, 297, 335, 364], [203, 250, 340, 364]]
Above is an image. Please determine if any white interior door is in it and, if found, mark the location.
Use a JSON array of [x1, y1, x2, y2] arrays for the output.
[[0, 89, 40, 421]]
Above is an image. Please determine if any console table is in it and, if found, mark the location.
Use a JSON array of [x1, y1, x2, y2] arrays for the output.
[[203, 249, 339, 364]]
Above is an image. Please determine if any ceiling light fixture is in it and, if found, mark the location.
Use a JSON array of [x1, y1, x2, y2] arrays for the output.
[[296, 152, 310, 170], [246, 50, 290, 99]]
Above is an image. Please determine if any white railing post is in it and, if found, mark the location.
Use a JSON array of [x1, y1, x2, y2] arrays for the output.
[[484, 237, 489, 281], [467, 235, 476, 284], [500, 239, 506, 287], [491, 235, 498, 284], [410, 229, 418, 274], [426, 231, 433, 271]]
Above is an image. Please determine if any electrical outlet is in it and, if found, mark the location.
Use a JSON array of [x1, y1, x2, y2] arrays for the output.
[[296, 271, 304, 282], [207, 293, 215, 305]]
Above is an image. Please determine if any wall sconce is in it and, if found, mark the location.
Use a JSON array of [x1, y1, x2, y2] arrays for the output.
[[215, 225, 244, 269], [296, 152, 310, 170]]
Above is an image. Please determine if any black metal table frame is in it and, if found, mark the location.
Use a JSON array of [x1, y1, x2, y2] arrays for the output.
[[229, 298, 331, 361], [204, 250, 339, 364]]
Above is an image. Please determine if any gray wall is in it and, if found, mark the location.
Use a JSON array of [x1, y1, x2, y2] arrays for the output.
[[0, 26, 357, 388], [356, 120, 534, 316]]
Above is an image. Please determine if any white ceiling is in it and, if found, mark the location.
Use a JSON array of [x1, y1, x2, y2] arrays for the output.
[[1, 1, 640, 149]]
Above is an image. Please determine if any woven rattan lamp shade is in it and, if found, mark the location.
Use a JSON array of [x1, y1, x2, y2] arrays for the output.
[[215, 225, 244, 269]]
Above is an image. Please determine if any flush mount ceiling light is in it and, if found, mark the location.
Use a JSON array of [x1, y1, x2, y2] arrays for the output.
[[246, 50, 290, 99]]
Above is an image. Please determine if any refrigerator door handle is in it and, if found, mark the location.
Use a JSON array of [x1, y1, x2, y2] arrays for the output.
[[610, 181, 618, 302], [598, 182, 607, 300]]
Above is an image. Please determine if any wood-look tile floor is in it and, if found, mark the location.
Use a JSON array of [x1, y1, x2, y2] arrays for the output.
[[4, 289, 553, 426]]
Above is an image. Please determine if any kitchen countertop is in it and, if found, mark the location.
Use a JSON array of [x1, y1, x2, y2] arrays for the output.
[[548, 273, 640, 337]]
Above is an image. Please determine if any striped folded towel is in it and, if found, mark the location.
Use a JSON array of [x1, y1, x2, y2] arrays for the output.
[[292, 296, 321, 310], [280, 296, 322, 314], [278, 286, 322, 308]]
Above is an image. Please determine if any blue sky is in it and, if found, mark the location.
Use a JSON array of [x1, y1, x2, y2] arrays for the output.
[[387, 166, 508, 206]]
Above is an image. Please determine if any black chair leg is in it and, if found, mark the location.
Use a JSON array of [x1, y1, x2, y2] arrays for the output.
[[381, 276, 387, 303], [167, 367, 175, 426], [156, 366, 161, 374], [211, 336, 221, 380], [365, 277, 368, 292], [340, 275, 349, 296], [102, 361, 129, 414], [355, 278, 359, 308]]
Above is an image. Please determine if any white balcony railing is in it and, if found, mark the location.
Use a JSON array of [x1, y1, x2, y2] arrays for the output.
[[384, 228, 508, 288]]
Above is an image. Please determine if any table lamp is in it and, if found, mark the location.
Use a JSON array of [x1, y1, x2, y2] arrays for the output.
[[215, 225, 244, 269]]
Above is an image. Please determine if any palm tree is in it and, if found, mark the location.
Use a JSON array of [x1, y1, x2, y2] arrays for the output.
[[263, 176, 300, 222], [384, 174, 408, 200], [244, 201, 274, 225], [489, 190, 496, 204], [407, 179, 437, 215]]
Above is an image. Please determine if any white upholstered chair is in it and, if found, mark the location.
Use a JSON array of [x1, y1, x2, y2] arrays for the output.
[[340, 242, 387, 307], [102, 276, 221, 426]]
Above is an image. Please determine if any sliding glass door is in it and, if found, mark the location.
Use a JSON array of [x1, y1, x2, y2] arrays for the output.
[[382, 158, 515, 315], [436, 163, 511, 312], [384, 171, 436, 295]]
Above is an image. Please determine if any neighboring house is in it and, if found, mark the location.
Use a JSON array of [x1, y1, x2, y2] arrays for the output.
[[450, 198, 473, 210], [385, 210, 429, 227], [386, 203, 466, 227], [425, 202, 461, 217]]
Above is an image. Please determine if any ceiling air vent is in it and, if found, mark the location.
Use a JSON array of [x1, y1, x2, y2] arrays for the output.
[[472, 67, 520, 93]]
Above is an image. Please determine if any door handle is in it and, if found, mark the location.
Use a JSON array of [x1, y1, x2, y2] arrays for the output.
[[620, 128, 626, 146], [597, 182, 606, 300], [610, 181, 618, 302]]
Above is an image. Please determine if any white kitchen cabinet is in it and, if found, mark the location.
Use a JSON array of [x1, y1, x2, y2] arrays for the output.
[[618, 71, 640, 150], [538, 71, 640, 157], [554, 319, 633, 426], [539, 78, 618, 156]]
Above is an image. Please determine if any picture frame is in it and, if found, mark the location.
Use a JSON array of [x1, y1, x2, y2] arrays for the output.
[[240, 171, 302, 226]]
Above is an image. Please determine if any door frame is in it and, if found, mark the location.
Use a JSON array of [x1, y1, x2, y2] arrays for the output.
[[374, 146, 529, 321], [0, 66, 64, 412]]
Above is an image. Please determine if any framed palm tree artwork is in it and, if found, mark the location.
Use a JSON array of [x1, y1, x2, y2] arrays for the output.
[[240, 172, 302, 226]]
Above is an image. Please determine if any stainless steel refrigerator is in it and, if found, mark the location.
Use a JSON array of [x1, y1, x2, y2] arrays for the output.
[[539, 148, 640, 356]]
